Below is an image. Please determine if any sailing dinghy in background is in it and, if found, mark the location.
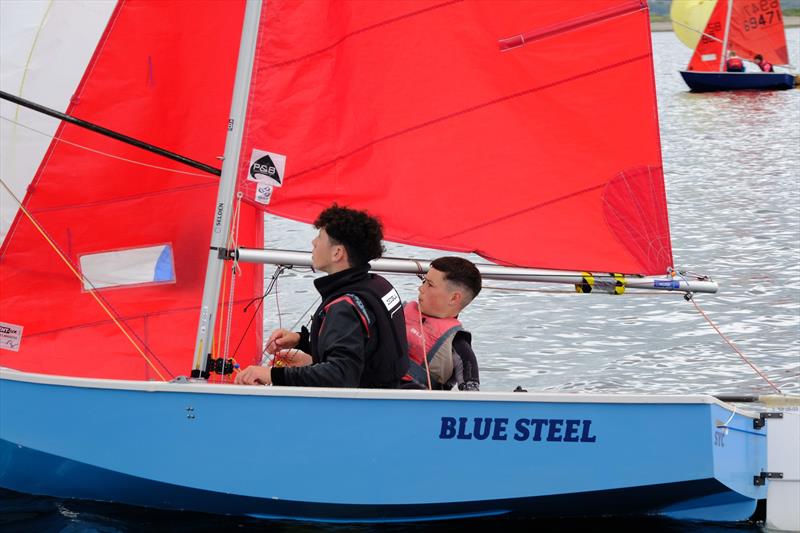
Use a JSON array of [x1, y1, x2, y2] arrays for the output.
[[1, 0, 798, 528], [672, 0, 796, 91]]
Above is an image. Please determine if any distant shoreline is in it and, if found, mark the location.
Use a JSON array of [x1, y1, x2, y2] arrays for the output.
[[651, 16, 800, 31]]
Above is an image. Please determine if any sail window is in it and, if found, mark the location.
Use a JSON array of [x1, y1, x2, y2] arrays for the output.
[[78, 244, 175, 290]]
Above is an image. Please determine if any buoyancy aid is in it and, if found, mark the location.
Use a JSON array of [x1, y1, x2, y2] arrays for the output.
[[403, 301, 464, 387], [310, 266, 409, 387], [726, 57, 744, 71], [759, 61, 774, 72]]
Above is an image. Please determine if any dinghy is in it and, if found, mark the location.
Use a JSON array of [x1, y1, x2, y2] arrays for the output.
[[1, 0, 797, 527], [672, 0, 796, 91]]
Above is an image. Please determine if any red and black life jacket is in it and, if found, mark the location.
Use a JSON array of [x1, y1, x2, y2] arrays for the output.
[[310, 271, 409, 387], [726, 57, 744, 72]]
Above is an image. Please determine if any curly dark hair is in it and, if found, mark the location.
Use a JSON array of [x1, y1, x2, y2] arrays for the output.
[[314, 203, 385, 267], [431, 256, 482, 306]]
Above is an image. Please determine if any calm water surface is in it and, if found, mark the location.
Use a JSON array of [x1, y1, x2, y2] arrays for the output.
[[2, 29, 798, 533]]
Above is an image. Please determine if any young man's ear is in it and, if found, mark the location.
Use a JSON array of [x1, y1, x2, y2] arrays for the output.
[[334, 244, 348, 265], [450, 290, 463, 309]]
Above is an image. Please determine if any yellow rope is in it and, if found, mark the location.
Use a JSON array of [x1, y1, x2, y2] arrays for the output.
[[14, 1, 54, 122], [1, 177, 168, 381]]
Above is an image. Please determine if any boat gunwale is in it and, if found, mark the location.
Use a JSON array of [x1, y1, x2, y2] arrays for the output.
[[0, 367, 757, 415]]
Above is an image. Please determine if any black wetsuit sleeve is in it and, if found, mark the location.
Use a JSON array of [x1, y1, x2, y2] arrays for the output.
[[453, 332, 480, 391], [272, 301, 368, 387]]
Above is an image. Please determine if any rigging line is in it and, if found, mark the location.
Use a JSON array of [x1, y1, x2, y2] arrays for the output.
[[0, 115, 214, 178], [14, 0, 54, 122], [0, 176, 169, 381], [231, 266, 286, 360], [215, 260, 229, 360], [289, 297, 321, 332], [0, 91, 221, 176], [222, 195, 244, 363], [687, 295, 782, 394], [419, 299, 432, 391], [670, 18, 724, 44]]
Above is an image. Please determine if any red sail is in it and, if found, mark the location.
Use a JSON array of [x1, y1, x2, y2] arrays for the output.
[[240, 0, 672, 275], [727, 0, 789, 65], [688, 0, 728, 71], [0, 1, 263, 379]]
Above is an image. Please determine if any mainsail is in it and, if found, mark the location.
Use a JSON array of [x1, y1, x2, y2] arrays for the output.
[[239, 0, 672, 275]]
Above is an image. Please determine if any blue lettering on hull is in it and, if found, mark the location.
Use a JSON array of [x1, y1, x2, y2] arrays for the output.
[[439, 417, 597, 443]]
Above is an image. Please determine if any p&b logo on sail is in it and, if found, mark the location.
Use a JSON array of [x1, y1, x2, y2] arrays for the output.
[[247, 149, 286, 188]]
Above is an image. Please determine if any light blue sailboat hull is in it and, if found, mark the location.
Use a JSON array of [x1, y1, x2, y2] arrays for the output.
[[0, 370, 766, 523]]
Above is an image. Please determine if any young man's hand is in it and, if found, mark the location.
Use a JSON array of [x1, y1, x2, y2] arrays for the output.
[[234, 365, 272, 385], [265, 329, 300, 354]]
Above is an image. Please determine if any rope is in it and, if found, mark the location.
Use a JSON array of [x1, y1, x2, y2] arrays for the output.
[[0, 177, 169, 381], [221, 194, 243, 375], [234, 266, 290, 363], [419, 300, 432, 390], [688, 295, 782, 394], [0, 116, 214, 178], [13, 2, 53, 122]]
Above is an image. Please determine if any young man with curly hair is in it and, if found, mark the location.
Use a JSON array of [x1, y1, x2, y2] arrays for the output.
[[235, 204, 409, 388]]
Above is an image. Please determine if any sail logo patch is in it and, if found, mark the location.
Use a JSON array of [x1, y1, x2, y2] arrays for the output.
[[254, 184, 274, 205], [248, 149, 286, 187], [0, 322, 23, 352]]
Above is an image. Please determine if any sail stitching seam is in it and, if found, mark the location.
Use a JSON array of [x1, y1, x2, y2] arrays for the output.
[[290, 54, 652, 184]]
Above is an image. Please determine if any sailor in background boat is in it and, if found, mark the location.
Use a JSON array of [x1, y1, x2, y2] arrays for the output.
[[725, 50, 745, 72], [401, 257, 482, 391], [754, 54, 775, 72], [235, 204, 409, 388]]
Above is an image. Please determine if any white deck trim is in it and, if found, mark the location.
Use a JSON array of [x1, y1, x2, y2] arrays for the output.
[[0, 367, 754, 414]]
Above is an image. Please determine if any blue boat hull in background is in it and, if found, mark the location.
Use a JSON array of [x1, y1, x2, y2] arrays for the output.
[[680, 71, 796, 92], [0, 370, 767, 523]]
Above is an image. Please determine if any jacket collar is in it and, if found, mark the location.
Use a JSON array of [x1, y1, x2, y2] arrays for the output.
[[314, 264, 370, 299]]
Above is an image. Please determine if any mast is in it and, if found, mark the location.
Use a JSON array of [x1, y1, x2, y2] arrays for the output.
[[236, 249, 719, 294], [719, 0, 734, 71], [191, 0, 263, 378]]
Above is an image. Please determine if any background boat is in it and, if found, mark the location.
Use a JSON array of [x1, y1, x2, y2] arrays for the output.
[[672, 0, 797, 91]]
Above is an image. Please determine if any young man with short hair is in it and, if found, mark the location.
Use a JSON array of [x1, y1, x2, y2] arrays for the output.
[[402, 256, 482, 391]]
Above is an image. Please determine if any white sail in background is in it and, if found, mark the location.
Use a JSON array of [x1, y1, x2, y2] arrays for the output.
[[0, 1, 114, 240]]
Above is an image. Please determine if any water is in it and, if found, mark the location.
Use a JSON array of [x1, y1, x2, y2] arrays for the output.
[[2, 29, 799, 533]]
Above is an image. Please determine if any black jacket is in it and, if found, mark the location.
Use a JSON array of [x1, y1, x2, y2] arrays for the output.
[[271, 265, 409, 388]]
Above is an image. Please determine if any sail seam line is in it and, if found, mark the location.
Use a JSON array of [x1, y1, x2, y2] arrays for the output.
[[263, 0, 463, 69], [289, 53, 651, 181]]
